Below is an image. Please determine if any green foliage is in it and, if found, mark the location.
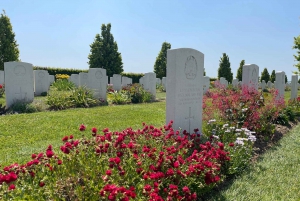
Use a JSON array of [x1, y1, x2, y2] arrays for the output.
[[88, 23, 123, 78], [52, 79, 75, 91], [154, 42, 171, 79], [41, 92, 47, 96], [120, 72, 144, 83], [107, 91, 131, 105], [260, 68, 270, 82], [33, 66, 87, 76], [8, 100, 46, 114], [0, 84, 4, 98], [218, 53, 233, 83], [122, 83, 153, 103], [47, 87, 99, 110], [293, 35, 300, 72], [270, 70, 276, 82], [285, 74, 288, 83], [210, 77, 217, 81], [236, 60, 245, 81], [0, 10, 19, 71]]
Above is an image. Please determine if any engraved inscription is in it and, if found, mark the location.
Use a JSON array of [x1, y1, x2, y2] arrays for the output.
[[95, 71, 103, 79]]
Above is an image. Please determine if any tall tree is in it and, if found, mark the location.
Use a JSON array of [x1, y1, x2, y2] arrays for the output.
[[260, 68, 270, 82], [236, 60, 245, 81], [218, 53, 233, 83], [0, 10, 19, 71], [293, 35, 300, 72], [285, 75, 288, 83], [270, 70, 276, 82], [153, 42, 171, 78], [88, 23, 123, 78]]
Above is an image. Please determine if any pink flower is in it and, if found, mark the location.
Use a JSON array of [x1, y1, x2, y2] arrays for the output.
[[46, 150, 54, 158], [8, 184, 15, 190], [106, 169, 112, 176], [92, 127, 98, 134]]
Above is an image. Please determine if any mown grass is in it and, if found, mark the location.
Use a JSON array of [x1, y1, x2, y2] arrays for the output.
[[0, 101, 166, 166], [204, 123, 300, 201]]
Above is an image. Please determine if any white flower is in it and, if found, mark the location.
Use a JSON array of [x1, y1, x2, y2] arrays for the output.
[[235, 129, 242, 132], [241, 108, 248, 112], [225, 129, 231, 133], [223, 124, 229, 128], [230, 127, 235, 130], [212, 135, 219, 139], [248, 135, 256, 142], [208, 119, 216, 124], [235, 139, 244, 146]]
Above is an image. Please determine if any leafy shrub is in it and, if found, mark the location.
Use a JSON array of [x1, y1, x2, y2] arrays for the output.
[[274, 106, 295, 125], [0, 122, 231, 200], [46, 90, 73, 110], [8, 101, 45, 113], [52, 79, 75, 91], [69, 87, 99, 108], [157, 84, 165, 92], [122, 83, 153, 103], [107, 91, 130, 105], [107, 84, 114, 93], [0, 84, 4, 98]]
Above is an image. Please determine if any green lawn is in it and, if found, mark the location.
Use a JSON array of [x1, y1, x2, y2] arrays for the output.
[[204, 123, 300, 201], [0, 101, 166, 166]]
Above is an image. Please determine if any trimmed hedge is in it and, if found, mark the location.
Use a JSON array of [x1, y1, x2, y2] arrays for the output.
[[33, 66, 87, 76], [121, 72, 144, 83]]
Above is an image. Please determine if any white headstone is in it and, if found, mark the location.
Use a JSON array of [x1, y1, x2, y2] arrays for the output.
[[232, 79, 239, 88], [87, 68, 108, 100], [69, 74, 79, 87], [4, 62, 34, 108], [166, 48, 204, 133], [219, 77, 227, 88], [143, 72, 156, 98], [139, 76, 145, 87], [203, 76, 210, 94], [261, 80, 266, 90], [49, 75, 55, 85], [291, 75, 298, 100], [111, 74, 122, 91], [0, 71, 4, 85], [275, 71, 285, 100], [242, 64, 259, 90], [122, 76, 131, 87], [162, 77, 166, 90], [156, 78, 161, 85], [79, 72, 88, 87], [267, 81, 272, 88], [34, 70, 49, 96]]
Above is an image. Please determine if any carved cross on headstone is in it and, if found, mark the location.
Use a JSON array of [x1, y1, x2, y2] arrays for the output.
[[185, 107, 194, 134], [15, 87, 27, 101]]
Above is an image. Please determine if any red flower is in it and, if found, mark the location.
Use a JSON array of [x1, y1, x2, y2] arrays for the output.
[[229, 142, 235, 147], [69, 135, 74, 139], [46, 150, 54, 158], [62, 136, 68, 142], [79, 124, 86, 131], [182, 186, 190, 194], [8, 184, 15, 190], [144, 184, 152, 192], [106, 169, 112, 176], [31, 154, 37, 159], [92, 127, 98, 134], [39, 182, 45, 187], [57, 160, 62, 165], [174, 161, 180, 168], [0, 84, 2, 89]]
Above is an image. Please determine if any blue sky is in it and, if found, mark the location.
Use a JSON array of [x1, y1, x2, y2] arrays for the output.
[[2, 0, 300, 80]]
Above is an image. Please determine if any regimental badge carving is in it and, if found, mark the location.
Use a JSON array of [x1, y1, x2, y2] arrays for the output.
[[95, 71, 103, 79], [38, 72, 45, 78], [184, 56, 198, 80], [14, 65, 26, 76]]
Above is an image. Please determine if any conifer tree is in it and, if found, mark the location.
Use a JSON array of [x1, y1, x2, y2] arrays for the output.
[[293, 35, 300, 72], [88, 23, 123, 78], [270, 70, 276, 82], [236, 60, 245, 81], [153, 42, 171, 79], [218, 53, 233, 83], [0, 10, 19, 70], [260, 68, 270, 82]]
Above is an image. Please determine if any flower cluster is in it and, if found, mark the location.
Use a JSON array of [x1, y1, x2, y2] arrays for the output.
[[0, 84, 4, 98]]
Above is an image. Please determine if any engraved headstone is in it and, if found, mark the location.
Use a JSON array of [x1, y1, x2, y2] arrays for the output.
[[156, 78, 161, 86], [69, 74, 79, 87], [49, 75, 55, 84], [34, 70, 49, 96], [203, 76, 210, 94], [111, 74, 122, 91], [242, 64, 259, 90], [4, 62, 34, 108], [87, 68, 108, 100], [232, 79, 239, 88], [79, 72, 88, 87], [275, 71, 285, 100], [291, 75, 298, 100], [166, 48, 204, 133], [267, 81, 272, 88], [261, 80, 266, 90], [162, 77, 166, 91], [143, 72, 156, 98], [122, 76, 131, 87]]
